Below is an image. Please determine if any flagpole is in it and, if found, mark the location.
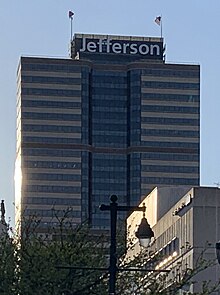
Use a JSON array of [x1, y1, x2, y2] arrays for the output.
[[154, 15, 162, 38], [69, 11, 74, 41], [160, 15, 163, 38], [70, 17, 73, 41]]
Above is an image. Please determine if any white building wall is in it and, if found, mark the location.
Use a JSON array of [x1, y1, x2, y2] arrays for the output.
[[127, 186, 220, 294]]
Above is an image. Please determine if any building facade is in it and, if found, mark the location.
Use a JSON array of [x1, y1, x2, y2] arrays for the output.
[[127, 186, 220, 294], [15, 33, 200, 231]]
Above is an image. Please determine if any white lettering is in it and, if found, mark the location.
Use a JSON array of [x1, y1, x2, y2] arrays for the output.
[[98, 39, 103, 53], [80, 37, 86, 52], [123, 43, 130, 54], [150, 44, 160, 56], [130, 43, 138, 54], [87, 41, 97, 52], [78, 37, 161, 57], [106, 38, 112, 53], [112, 43, 122, 53], [139, 44, 149, 55]]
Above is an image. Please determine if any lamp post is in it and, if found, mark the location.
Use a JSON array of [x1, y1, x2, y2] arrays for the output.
[[216, 242, 220, 264], [100, 195, 154, 295]]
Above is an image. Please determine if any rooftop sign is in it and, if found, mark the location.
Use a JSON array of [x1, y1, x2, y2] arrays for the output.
[[73, 34, 163, 60]]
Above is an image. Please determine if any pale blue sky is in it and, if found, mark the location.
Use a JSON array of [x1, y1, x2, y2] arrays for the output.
[[0, 0, 220, 225]]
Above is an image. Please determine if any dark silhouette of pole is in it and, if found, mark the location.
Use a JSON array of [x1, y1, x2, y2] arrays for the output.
[[109, 195, 117, 294], [100, 195, 148, 295]]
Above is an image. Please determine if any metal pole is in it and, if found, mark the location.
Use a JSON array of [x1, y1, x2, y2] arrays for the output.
[[100, 195, 152, 295], [70, 17, 73, 41], [109, 195, 117, 295]]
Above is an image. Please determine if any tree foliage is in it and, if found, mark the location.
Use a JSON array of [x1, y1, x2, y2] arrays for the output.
[[0, 212, 219, 295], [117, 244, 220, 295]]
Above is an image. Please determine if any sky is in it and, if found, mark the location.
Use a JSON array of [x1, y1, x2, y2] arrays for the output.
[[0, 0, 220, 226]]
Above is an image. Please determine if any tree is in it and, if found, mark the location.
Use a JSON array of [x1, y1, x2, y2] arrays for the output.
[[0, 211, 220, 295], [16, 212, 109, 295], [0, 226, 17, 295], [116, 244, 220, 295]]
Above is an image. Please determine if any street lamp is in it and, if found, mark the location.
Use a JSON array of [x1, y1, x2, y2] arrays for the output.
[[216, 241, 220, 264], [100, 195, 154, 295], [135, 213, 154, 248]]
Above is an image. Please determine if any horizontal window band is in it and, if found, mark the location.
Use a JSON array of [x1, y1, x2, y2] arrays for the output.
[[23, 107, 81, 115], [141, 172, 198, 178], [25, 173, 81, 181], [22, 112, 81, 121], [24, 180, 81, 186], [142, 88, 199, 95], [23, 196, 81, 206], [22, 95, 81, 101], [24, 185, 81, 193], [141, 100, 199, 107], [141, 136, 199, 143], [141, 75, 199, 83], [23, 119, 81, 126], [23, 132, 81, 139], [141, 159, 199, 166], [141, 177, 199, 185], [24, 156, 81, 162], [22, 88, 81, 97], [20, 61, 82, 73], [22, 71, 82, 78], [142, 93, 199, 102], [21, 142, 199, 155], [141, 81, 199, 90], [141, 117, 199, 126], [22, 168, 81, 175], [22, 83, 81, 91], [23, 135, 81, 142], [141, 165, 198, 174], [141, 105, 199, 114], [23, 208, 81, 218], [22, 193, 81, 198], [141, 129, 199, 137], [22, 99, 81, 108], [22, 75, 81, 85], [22, 204, 81, 210], [141, 112, 199, 119], [23, 160, 80, 169]]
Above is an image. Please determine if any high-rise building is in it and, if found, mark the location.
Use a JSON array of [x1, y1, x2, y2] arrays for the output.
[[15, 33, 200, 231]]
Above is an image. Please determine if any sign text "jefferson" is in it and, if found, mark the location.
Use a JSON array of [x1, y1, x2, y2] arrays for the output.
[[79, 37, 161, 56]]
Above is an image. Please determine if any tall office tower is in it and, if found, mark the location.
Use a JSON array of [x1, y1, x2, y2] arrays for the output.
[[15, 34, 200, 231]]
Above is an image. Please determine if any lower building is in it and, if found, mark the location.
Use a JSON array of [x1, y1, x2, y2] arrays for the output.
[[127, 186, 220, 294]]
